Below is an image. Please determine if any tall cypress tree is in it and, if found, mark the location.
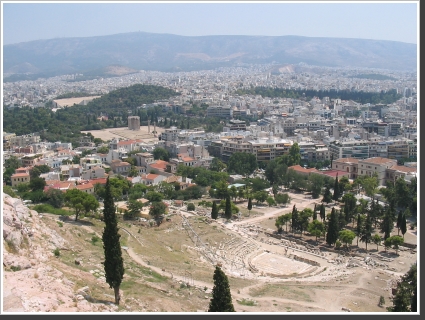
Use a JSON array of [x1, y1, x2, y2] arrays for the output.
[[208, 266, 235, 312], [356, 214, 362, 246], [313, 205, 318, 221], [396, 210, 403, 235], [211, 201, 219, 220], [380, 206, 394, 240], [102, 177, 125, 305], [338, 209, 346, 230], [247, 197, 252, 213], [400, 213, 407, 239], [333, 174, 340, 202], [224, 196, 232, 220], [320, 203, 326, 222], [360, 213, 373, 251], [291, 204, 299, 235], [326, 207, 339, 246], [322, 186, 332, 204]]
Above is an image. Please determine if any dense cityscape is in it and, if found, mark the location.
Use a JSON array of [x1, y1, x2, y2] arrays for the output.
[[3, 56, 418, 314]]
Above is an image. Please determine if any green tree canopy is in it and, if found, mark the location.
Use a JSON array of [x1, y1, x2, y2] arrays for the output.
[[146, 191, 164, 203], [326, 207, 339, 246], [227, 152, 258, 177], [153, 147, 170, 162], [209, 157, 227, 172], [308, 219, 325, 242], [274, 193, 290, 206], [308, 173, 325, 199], [322, 186, 332, 204], [338, 229, 356, 250], [45, 188, 65, 208], [64, 189, 99, 221], [124, 199, 144, 220], [387, 263, 417, 312], [149, 201, 167, 223]]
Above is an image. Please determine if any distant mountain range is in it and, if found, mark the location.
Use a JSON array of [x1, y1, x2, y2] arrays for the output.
[[3, 32, 417, 81]]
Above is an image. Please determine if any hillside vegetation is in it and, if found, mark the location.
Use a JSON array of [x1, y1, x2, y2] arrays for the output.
[[3, 84, 179, 142]]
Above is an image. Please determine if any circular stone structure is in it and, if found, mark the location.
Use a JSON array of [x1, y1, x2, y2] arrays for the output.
[[250, 252, 314, 277]]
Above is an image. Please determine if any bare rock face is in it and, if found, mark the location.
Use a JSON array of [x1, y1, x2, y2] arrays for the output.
[[2, 193, 117, 312]]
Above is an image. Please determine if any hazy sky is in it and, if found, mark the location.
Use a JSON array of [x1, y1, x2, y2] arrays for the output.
[[2, 1, 418, 45]]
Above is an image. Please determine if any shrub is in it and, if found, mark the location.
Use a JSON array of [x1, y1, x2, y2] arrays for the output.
[[379, 295, 385, 307], [3, 185, 17, 198], [57, 221, 63, 227], [187, 203, 196, 211], [53, 248, 60, 257], [237, 298, 256, 306], [91, 235, 101, 244], [33, 204, 72, 216], [335, 240, 342, 249]]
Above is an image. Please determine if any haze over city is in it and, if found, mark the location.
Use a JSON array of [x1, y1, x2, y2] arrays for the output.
[[2, 1, 418, 45]]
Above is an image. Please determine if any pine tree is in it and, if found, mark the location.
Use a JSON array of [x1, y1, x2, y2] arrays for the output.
[[102, 177, 125, 305], [326, 207, 339, 246], [208, 266, 235, 312], [211, 201, 219, 220], [224, 196, 232, 220]]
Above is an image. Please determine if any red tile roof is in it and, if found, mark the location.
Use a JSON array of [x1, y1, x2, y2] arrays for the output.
[[288, 165, 319, 174], [43, 181, 76, 192], [11, 173, 30, 177], [389, 165, 417, 173], [76, 183, 94, 190], [335, 158, 359, 163], [150, 160, 169, 170], [89, 178, 107, 185], [360, 157, 396, 164], [319, 170, 347, 178]]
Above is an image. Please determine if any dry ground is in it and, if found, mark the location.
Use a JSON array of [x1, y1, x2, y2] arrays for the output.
[[81, 126, 164, 143], [33, 188, 416, 313]]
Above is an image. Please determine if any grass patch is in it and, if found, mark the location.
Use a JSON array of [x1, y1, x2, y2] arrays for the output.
[[5, 239, 19, 254], [145, 270, 168, 283], [120, 281, 137, 290], [10, 265, 22, 272], [91, 235, 101, 245], [32, 204, 72, 216], [237, 298, 256, 306], [249, 284, 313, 302]]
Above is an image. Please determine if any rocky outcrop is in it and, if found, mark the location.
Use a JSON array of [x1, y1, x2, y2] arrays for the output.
[[2, 193, 117, 312]]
